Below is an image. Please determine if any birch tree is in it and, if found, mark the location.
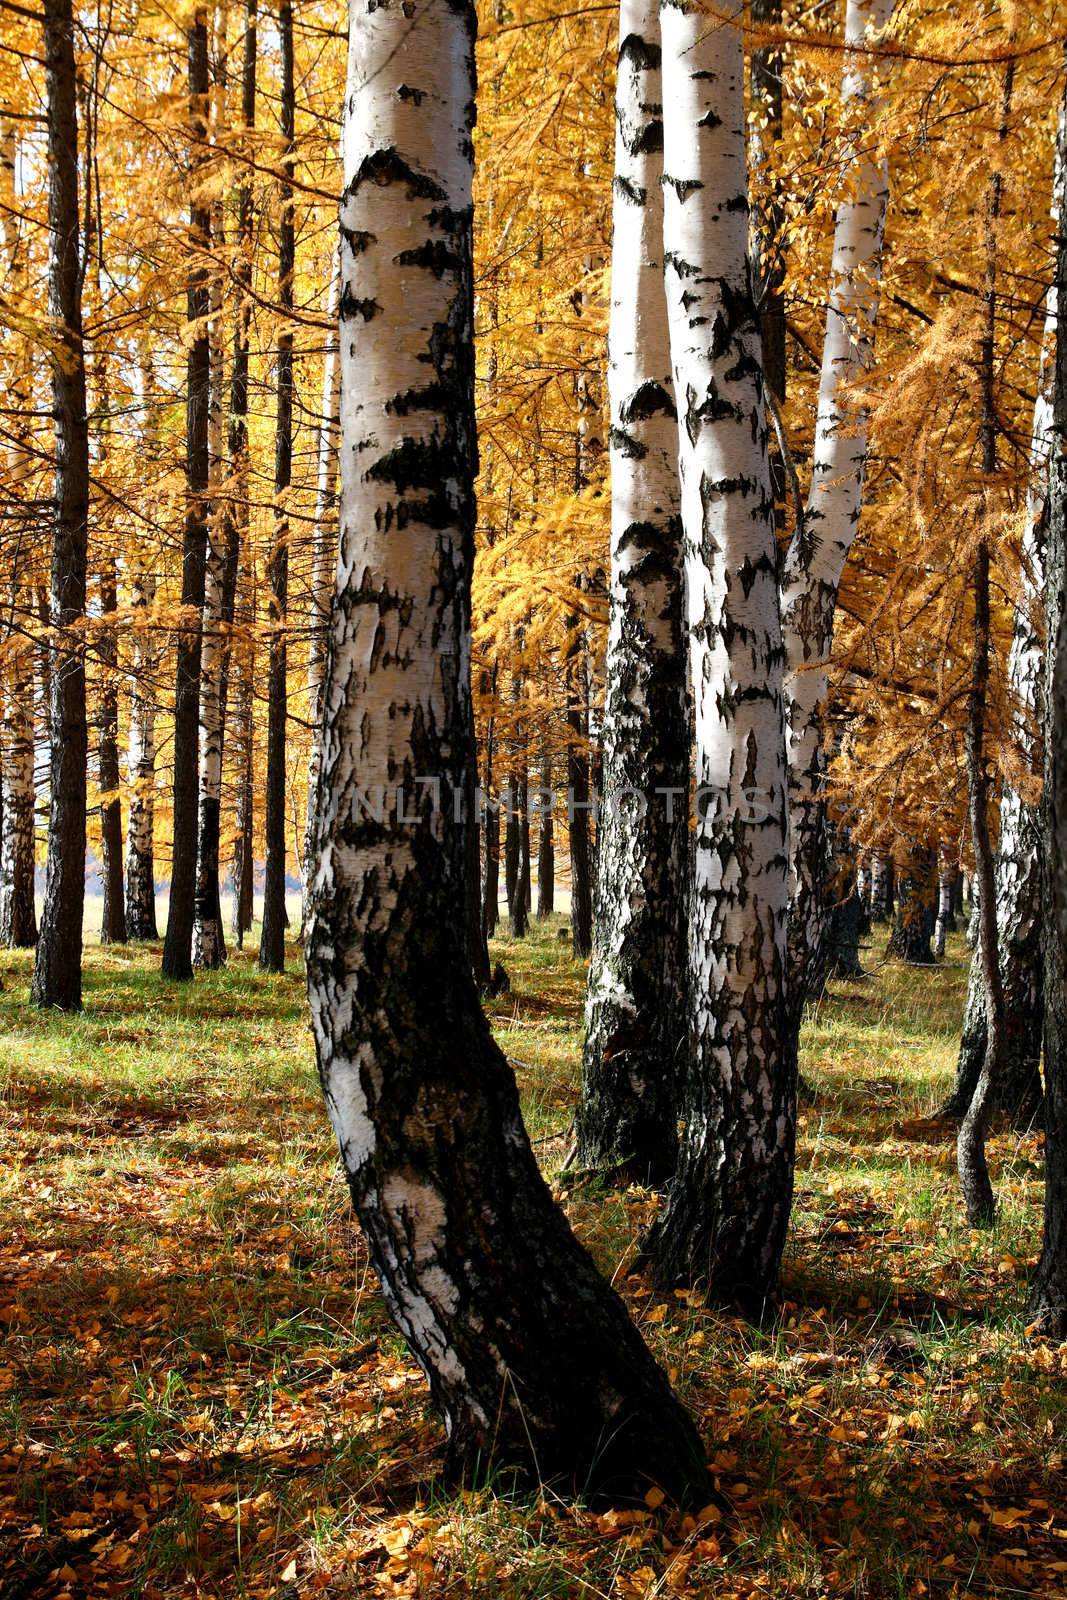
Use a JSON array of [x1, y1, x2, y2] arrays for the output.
[[161, 9, 211, 981], [945, 103, 1060, 1128], [125, 565, 159, 940], [779, 0, 894, 1011], [642, 0, 793, 1309], [0, 120, 37, 951], [259, 0, 294, 974], [305, 0, 707, 1495], [576, 0, 687, 1183], [31, 0, 90, 1010], [1029, 86, 1067, 1338]]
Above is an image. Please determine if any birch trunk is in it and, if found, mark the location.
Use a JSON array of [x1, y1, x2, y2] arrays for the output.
[[643, 0, 793, 1309], [258, 0, 294, 974], [32, 0, 89, 1011], [97, 554, 127, 943], [536, 740, 554, 916], [1029, 88, 1067, 1334], [162, 9, 212, 981], [946, 98, 1057, 1128], [303, 252, 342, 908], [125, 568, 159, 939], [305, 0, 708, 1496], [779, 0, 894, 1014], [577, 0, 687, 1182], [0, 121, 38, 951]]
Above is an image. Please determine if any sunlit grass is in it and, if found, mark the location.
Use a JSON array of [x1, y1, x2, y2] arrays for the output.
[[0, 912, 1063, 1598]]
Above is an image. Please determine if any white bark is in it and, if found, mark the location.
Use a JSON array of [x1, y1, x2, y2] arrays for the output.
[[647, 0, 792, 1304], [302, 250, 342, 899], [779, 0, 894, 997], [0, 120, 37, 949], [578, 0, 687, 1178], [125, 569, 159, 937]]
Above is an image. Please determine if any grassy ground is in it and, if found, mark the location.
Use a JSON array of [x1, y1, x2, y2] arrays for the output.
[[0, 918, 1064, 1599]]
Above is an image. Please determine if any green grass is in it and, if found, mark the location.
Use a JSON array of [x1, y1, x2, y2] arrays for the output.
[[0, 916, 1064, 1599]]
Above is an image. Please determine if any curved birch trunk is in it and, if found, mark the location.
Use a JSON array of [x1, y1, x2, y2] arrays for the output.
[[125, 569, 159, 939], [1030, 87, 1067, 1334], [305, 0, 707, 1497], [577, 0, 686, 1183], [643, 0, 792, 1310], [779, 0, 894, 1014]]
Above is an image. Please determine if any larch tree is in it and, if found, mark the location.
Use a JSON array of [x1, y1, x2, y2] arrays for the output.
[[1029, 80, 1067, 1339], [778, 0, 894, 1014], [162, 8, 212, 982], [575, 0, 687, 1184], [304, 0, 708, 1496], [31, 0, 90, 1011], [259, 0, 295, 975], [642, 0, 793, 1310]]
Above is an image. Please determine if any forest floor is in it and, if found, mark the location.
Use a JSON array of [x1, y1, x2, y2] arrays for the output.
[[0, 918, 1064, 1600]]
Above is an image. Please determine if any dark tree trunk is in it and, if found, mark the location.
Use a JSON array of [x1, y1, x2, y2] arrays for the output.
[[1029, 91, 1067, 1336], [194, 0, 256, 971], [504, 782, 520, 918], [97, 557, 126, 943], [258, 0, 294, 975], [466, 756, 491, 989], [161, 9, 211, 982], [31, 0, 89, 1012], [888, 846, 937, 964], [306, 0, 710, 1497]]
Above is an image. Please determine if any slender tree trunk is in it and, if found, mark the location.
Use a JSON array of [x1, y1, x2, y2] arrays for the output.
[[957, 542, 1007, 1224], [576, 0, 687, 1183], [870, 851, 891, 921], [0, 122, 38, 951], [778, 0, 893, 1019], [946, 89, 1053, 1129], [566, 643, 593, 960], [230, 657, 255, 945], [97, 555, 127, 943], [1029, 87, 1067, 1334], [162, 9, 212, 981], [125, 567, 159, 939], [32, 0, 90, 1011], [957, 64, 1014, 1227], [305, 0, 708, 1497], [258, 0, 294, 973], [480, 680, 500, 940], [933, 847, 956, 959], [536, 740, 554, 917], [643, 0, 792, 1311]]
